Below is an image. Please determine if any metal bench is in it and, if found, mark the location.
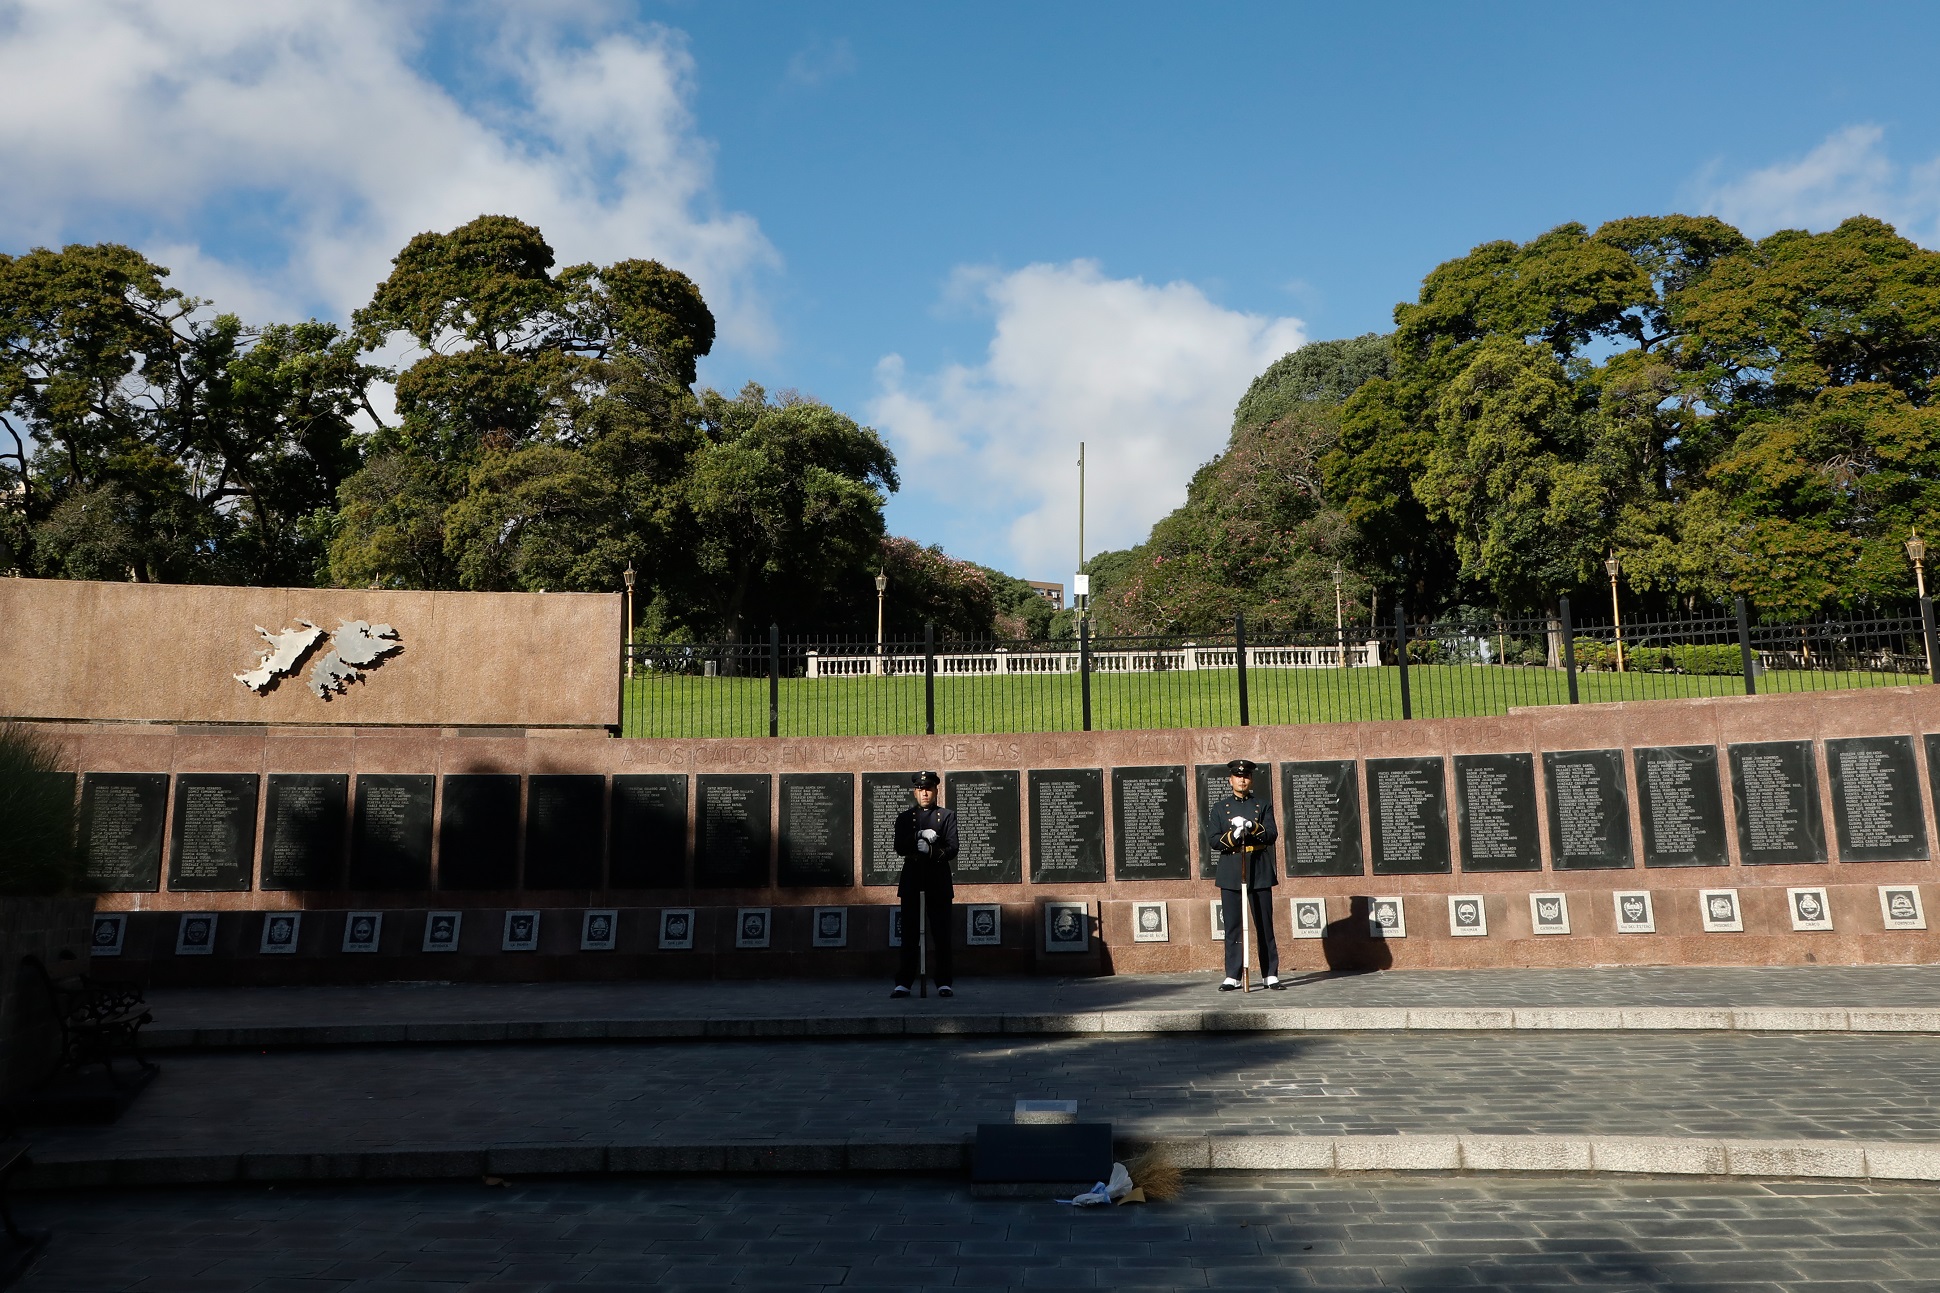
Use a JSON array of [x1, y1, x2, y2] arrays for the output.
[[18, 955, 155, 1090]]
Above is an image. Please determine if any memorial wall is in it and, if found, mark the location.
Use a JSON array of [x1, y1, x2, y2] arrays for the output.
[[33, 683, 1940, 982]]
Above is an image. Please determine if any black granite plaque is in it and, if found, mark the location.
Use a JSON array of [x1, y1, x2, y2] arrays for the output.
[[1543, 749, 1633, 870], [1029, 768, 1106, 883], [524, 774, 605, 889], [261, 773, 347, 891], [1279, 760, 1363, 877], [1367, 756, 1451, 875], [779, 773, 856, 887], [81, 772, 166, 893], [1728, 740, 1827, 865], [438, 774, 520, 890], [1111, 765, 1189, 881], [1827, 736, 1929, 862], [861, 773, 911, 887], [1454, 753, 1540, 873], [611, 774, 687, 888], [349, 774, 434, 890], [1196, 764, 1276, 879], [694, 774, 771, 887], [1634, 746, 1729, 868], [946, 770, 1022, 885], [166, 773, 259, 892]]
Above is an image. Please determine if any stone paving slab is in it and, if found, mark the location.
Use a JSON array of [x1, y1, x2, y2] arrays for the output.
[[19, 1173, 1940, 1292], [138, 966, 1940, 1048], [25, 1030, 1940, 1188]]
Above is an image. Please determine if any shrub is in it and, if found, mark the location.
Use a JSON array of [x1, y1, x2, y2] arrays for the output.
[[1668, 644, 1745, 676], [1572, 638, 1614, 671], [0, 723, 82, 895], [1405, 638, 1441, 665]]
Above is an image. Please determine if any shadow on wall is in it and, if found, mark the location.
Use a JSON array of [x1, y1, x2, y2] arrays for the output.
[[1321, 897, 1393, 974]]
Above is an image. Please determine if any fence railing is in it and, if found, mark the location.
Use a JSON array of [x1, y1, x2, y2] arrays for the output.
[[618, 597, 1940, 739]]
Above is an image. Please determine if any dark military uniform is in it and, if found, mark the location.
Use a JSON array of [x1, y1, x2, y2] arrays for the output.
[[893, 792, 959, 989], [1209, 765, 1279, 983]]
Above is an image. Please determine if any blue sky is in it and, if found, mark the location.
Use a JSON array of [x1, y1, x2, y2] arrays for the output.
[[5, 1, 1940, 587]]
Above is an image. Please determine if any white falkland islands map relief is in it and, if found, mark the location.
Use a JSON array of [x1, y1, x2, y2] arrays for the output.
[[235, 620, 403, 699]]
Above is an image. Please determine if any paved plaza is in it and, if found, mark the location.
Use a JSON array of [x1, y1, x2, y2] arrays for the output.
[[19, 1173, 1940, 1291], [16, 966, 1940, 1288]]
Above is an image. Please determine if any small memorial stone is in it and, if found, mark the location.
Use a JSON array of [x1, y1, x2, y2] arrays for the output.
[[90, 913, 127, 957], [259, 912, 301, 954], [581, 909, 618, 951], [350, 774, 434, 890], [438, 775, 520, 890], [1132, 901, 1170, 942], [422, 910, 462, 952], [1207, 898, 1226, 941], [1042, 901, 1089, 953], [175, 912, 217, 956], [1613, 891, 1656, 934], [502, 909, 541, 952], [1280, 760, 1364, 877], [1728, 741, 1827, 865], [524, 775, 605, 889], [81, 772, 167, 893], [1367, 896, 1406, 938], [1699, 888, 1743, 932], [341, 911, 383, 953], [1454, 753, 1540, 873], [888, 905, 903, 948], [1367, 757, 1451, 875], [695, 774, 772, 888], [965, 903, 1001, 946], [1880, 885, 1927, 930], [1196, 763, 1275, 879], [778, 773, 856, 888], [861, 773, 911, 887], [1788, 886, 1833, 931], [1634, 747, 1729, 868], [659, 907, 696, 949], [734, 907, 771, 949], [1529, 892, 1571, 935], [167, 773, 260, 892], [811, 906, 848, 948], [1287, 897, 1325, 939], [1447, 895, 1487, 937], [946, 771, 1023, 885], [1543, 749, 1633, 870], [1111, 765, 1189, 881], [1827, 736, 1928, 862], [262, 773, 348, 891], [1030, 769, 1105, 883], [610, 774, 688, 889]]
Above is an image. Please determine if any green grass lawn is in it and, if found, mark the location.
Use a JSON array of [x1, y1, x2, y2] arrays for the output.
[[618, 664, 1925, 739]]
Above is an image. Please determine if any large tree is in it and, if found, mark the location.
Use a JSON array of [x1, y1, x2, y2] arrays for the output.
[[0, 243, 379, 583]]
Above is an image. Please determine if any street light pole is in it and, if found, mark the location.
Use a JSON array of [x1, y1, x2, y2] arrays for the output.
[[1605, 552, 1624, 674], [1908, 530, 1928, 599], [1076, 441, 1086, 629], [874, 570, 887, 655], [623, 561, 637, 679]]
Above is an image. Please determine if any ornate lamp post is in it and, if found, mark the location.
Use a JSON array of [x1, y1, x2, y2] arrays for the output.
[[623, 561, 636, 679], [1333, 562, 1347, 668], [1606, 552, 1625, 674], [875, 570, 887, 654], [1908, 530, 1928, 599]]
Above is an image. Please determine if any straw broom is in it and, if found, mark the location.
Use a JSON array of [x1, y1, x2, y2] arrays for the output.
[[1122, 1149, 1184, 1202]]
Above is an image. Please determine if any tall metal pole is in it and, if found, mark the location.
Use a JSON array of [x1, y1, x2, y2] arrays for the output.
[[1606, 553, 1625, 673], [623, 562, 636, 679], [1076, 441, 1086, 629], [1559, 596, 1579, 705], [1334, 562, 1346, 668]]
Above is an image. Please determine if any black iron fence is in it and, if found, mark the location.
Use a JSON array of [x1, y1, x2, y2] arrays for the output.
[[618, 597, 1940, 739]]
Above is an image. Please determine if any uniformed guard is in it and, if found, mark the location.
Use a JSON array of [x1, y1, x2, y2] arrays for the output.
[[891, 770, 959, 998], [1209, 757, 1281, 991]]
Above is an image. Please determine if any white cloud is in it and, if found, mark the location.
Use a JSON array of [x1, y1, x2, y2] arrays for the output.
[[1695, 124, 1940, 247], [785, 37, 856, 89], [0, 1, 778, 348], [870, 261, 1305, 579]]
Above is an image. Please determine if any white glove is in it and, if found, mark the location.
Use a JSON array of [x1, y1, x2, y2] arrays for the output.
[[919, 828, 938, 843], [917, 838, 932, 854], [1229, 815, 1253, 833]]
